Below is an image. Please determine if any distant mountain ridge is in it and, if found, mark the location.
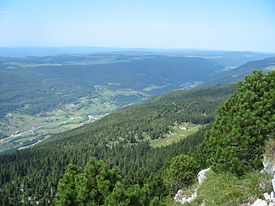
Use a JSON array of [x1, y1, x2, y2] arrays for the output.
[[0, 47, 273, 66], [209, 56, 275, 84]]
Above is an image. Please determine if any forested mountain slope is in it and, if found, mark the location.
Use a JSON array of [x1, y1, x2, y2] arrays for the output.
[[0, 84, 235, 205], [50, 71, 274, 206]]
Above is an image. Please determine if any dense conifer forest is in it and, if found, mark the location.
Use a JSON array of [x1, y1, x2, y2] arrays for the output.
[[52, 71, 274, 205]]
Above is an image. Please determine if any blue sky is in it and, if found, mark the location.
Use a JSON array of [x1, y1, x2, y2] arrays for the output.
[[0, 0, 275, 52]]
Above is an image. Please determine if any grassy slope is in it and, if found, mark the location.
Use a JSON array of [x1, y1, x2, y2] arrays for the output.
[[169, 138, 275, 206], [150, 124, 203, 148], [183, 171, 272, 206]]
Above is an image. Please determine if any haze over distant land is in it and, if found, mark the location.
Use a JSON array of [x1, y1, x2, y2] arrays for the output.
[[0, 47, 274, 58], [0, 0, 275, 52]]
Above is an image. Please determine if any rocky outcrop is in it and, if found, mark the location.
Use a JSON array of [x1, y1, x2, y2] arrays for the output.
[[246, 157, 275, 206], [251, 199, 268, 206], [174, 168, 211, 204], [198, 168, 211, 184], [174, 189, 197, 204], [174, 143, 275, 206], [262, 158, 275, 175]]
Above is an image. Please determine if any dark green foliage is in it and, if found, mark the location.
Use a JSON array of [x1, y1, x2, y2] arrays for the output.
[[199, 71, 275, 175], [123, 169, 168, 200], [54, 158, 122, 206], [54, 164, 82, 206], [0, 85, 234, 205], [54, 158, 164, 206], [163, 155, 200, 192]]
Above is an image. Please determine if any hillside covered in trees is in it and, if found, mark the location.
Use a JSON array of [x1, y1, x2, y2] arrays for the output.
[[52, 71, 274, 205], [0, 84, 235, 205]]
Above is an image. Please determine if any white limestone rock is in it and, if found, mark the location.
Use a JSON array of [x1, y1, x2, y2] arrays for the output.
[[272, 178, 275, 192], [174, 189, 197, 204], [264, 193, 271, 201], [174, 168, 211, 205], [198, 168, 211, 184], [251, 199, 268, 206], [174, 189, 184, 203], [262, 158, 275, 175]]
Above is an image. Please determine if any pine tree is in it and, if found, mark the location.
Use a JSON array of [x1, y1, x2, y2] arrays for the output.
[[54, 164, 82, 206], [163, 154, 200, 191], [199, 71, 275, 175]]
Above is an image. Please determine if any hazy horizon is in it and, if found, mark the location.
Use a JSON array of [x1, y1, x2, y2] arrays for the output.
[[0, 46, 274, 53]]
